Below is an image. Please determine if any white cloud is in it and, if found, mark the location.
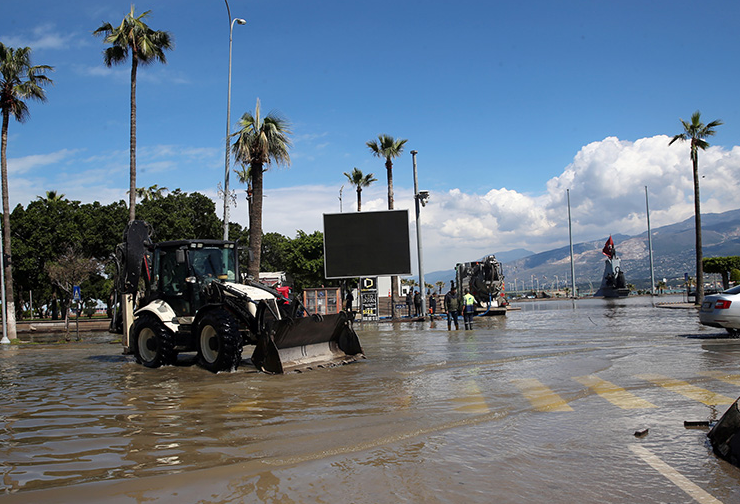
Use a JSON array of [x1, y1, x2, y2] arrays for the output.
[[1, 23, 87, 51]]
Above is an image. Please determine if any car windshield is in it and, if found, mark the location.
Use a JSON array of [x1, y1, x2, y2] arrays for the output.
[[723, 285, 740, 295]]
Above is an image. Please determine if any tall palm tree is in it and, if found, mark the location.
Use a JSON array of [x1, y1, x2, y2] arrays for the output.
[[94, 6, 173, 223], [0, 43, 53, 340], [669, 111, 723, 306], [367, 134, 407, 318], [366, 134, 407, 211], [232, 99, 292, 280], [343, 167, 377, 211]]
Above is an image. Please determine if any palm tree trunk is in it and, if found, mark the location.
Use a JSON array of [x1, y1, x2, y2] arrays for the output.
[[0, 109, 17, 340], [128, 56, 138, 222], [385, 157, 398, 319], [356, 188, 362, 212], [692, 151, 704, 306], [248, 164, 264, 280]]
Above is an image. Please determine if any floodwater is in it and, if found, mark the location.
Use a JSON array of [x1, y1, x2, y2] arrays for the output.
[[2, 295, 740, 503]]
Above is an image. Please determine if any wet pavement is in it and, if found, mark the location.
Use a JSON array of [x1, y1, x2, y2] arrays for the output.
[[2, 294, 740, 503]]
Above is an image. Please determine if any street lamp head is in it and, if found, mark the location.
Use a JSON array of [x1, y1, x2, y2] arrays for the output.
[[410, 150, 418, 155], [236, 18, 246, 24]]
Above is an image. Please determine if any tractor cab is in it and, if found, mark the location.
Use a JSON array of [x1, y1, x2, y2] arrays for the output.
[[150, 240, 238, 318]]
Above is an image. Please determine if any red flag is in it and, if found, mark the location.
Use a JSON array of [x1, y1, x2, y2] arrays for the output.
[[602, 235, 615, 258]]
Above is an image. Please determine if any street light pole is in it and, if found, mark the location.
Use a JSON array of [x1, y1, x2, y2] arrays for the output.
[[411, 150, 427, 317], [223, 0, 246, 241]]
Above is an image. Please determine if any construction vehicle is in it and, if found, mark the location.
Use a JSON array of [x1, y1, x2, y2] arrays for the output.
[[455, 255, 507, 315], [110, 220, 364, 373]]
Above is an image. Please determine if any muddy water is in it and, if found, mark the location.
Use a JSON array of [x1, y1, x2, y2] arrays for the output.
[[2, 295, 740, 503]]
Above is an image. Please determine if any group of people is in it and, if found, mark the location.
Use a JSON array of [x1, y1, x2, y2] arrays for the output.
[[345, 283, 478, 329], [444, 286, 476, 330], [407, 285, 477, 330]]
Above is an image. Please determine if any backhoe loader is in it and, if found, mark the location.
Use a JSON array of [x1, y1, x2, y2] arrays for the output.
[[110, 220, 363, 373]]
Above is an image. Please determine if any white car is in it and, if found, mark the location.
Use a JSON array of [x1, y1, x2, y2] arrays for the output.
[[699, 285, 740, 336]]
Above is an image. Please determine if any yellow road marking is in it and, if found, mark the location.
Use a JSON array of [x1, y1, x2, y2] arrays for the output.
[[699, 371, 740, 387], [637, 374, 734, 406], [452, 381, 490, 414], [511, 378, 572, 412], [574, 375, 656, 409], [630, 445, 723, 504]]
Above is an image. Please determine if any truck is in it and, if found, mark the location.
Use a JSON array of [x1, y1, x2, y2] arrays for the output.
[[455, 255, 507, 315], [110, 220, 364, 373]]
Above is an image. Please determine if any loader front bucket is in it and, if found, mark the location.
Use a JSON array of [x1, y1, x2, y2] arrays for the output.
[[251, 311, 364, 374]]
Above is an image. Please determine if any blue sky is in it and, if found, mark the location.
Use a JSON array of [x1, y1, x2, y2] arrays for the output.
[[3, 0, 740, 273]]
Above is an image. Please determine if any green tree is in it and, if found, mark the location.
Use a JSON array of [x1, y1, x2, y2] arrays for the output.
[[731, 269, 740, 284], [0, 43, 53, 336], [704, 256, 740, 290], [10, 198, 126, 319], [261, 232, 290, 272], [232, 98, 292, 280], [343, 167, 377, 211], [284, 230, 337, 292], [669, 111, 723, 306], [94, 6, 173, 223], [366, 134, 407, 318], [137, 189, 221, 241]]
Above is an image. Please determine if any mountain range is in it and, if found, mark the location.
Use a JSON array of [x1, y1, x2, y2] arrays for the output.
[[421, 208, 740, 293]]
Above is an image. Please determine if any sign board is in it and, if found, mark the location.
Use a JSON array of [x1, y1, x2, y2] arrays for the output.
[[73, 285, 81, 302], [360, 277, 378, 321], [323, 210, 411, 279]]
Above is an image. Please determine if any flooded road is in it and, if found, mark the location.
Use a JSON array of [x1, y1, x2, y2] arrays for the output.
[[2, 295, 740, 503]]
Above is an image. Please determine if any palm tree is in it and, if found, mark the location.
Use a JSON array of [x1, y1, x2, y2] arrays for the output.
[[94, 6, 173, 223], [343, 167, 377, 211], [367, 134, 407, 318], [232, 98, 292, 280], [669, 111, 723, 306], [366, 134, 407, 211], [37, 190, 65, 202], [1, 43, 53, 340], [129, 184, 168, 202]]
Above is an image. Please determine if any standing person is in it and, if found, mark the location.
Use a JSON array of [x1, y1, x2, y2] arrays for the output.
[[429, 293, 437, 315], [444, 286, 460, 330], [414, 290, 421, 317], [345, 288, 354, 313], [405, 289, 413, 317], [463, 289, 476, 330]]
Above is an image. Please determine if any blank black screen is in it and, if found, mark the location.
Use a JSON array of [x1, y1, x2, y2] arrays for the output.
[[323, 210, 411, 279]]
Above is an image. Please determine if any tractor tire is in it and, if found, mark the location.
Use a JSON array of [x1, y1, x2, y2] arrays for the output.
[[132, 313, 178, 368], [197, 308, 243, 372]]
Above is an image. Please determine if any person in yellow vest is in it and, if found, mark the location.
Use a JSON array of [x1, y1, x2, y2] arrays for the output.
[[463, 289, 476, 330]]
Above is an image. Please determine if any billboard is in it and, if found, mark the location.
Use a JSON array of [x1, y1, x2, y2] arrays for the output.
[[323, 210, 411, 279]]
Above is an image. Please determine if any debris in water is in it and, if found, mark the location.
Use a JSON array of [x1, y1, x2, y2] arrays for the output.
[[634, 429, 649, 438]]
